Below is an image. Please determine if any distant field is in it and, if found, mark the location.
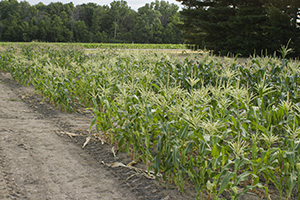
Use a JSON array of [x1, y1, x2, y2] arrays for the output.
[[0, 42, 187, 50]]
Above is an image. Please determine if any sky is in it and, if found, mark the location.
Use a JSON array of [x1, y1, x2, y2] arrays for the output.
[[22, 0, 183, 10]]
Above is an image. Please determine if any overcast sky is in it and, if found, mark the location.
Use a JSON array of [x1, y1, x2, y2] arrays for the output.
[[22, 0, 183, 10]]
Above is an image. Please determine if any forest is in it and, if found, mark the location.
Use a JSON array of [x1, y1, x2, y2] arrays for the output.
[[179, 0, 300, 56], [1, 0, 300, 56], [0, 0, 183, 44]]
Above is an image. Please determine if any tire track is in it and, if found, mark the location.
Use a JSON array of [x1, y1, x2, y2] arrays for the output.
[[0, 147, 28, 200]]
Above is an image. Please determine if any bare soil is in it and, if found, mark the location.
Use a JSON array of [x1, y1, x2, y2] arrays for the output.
[[0, 72, 196, 200], [0, 72, 295, 200]]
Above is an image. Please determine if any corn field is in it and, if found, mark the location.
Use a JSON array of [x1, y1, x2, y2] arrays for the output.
[[0, 43, 299, 199]]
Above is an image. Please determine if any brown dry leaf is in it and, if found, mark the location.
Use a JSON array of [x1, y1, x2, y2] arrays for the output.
[[112, 146, 117, 157], [108, 162, 126, 168], [161, 195, 170, 200], [126, 173, 137, 181], [143, 173, 156, 179], [97, 135, 105, 145], [101, 161, 156, 180], [82, 136, 91, 148], [58, 131, 81, 138], [127, 160, 137, 166]]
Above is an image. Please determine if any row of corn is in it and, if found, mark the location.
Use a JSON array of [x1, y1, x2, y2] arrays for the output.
[[0, 43, 299, 199]]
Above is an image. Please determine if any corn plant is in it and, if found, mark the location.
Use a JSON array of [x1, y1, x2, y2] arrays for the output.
[[1, 43, 300, 199]]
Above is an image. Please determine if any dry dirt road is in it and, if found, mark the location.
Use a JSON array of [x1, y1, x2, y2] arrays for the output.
[[0, 72, 193, 200]]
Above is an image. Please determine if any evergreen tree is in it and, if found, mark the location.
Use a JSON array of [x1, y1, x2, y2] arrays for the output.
[[227, 0, 267, 55], [263, 0, 300, 54], [178, 0, 300, 56]]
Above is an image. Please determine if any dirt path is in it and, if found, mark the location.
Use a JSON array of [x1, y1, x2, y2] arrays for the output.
[[1, 72, 277, 200], [0, 72, 194, 200], [0, 73, 139, 200]]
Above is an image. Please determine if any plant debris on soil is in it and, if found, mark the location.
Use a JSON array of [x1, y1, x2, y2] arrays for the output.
[[0, 72, 293, 200], [0, 72, 196, 200]]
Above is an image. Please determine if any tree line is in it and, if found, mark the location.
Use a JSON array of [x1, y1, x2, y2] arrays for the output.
[[0, 0, 183, 44], [177, 0, 300, 56], [1, 0, 300, 56]]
